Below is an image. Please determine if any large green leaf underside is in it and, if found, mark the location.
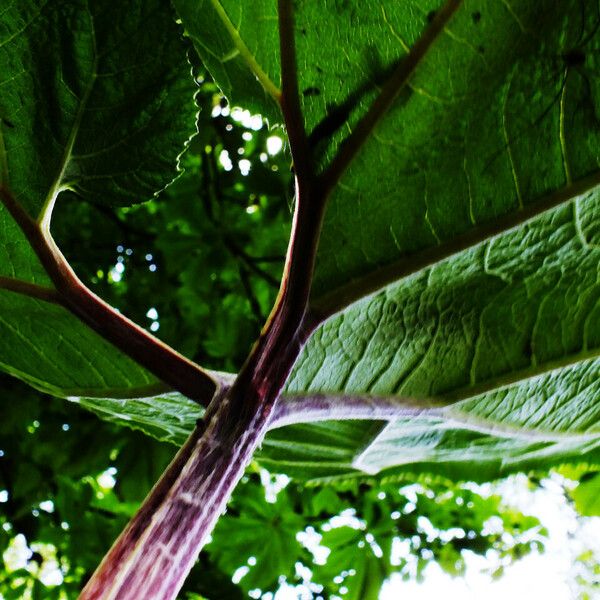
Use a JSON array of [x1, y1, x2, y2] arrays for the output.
[[0, 0, 197, 213], [174, 0, 600, 301], [291, 195, 600, 405], [170, 2, 600, 483], [0, 217, 49, 283], [312, 0, 600, 298], [271, 192, 600, 481], [0, 291, 157, 397], [0, 0, 198, 398]]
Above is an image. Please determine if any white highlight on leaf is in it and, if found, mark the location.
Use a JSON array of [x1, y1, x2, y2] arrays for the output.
[[3, 534, 30, 571], [97, 469, 116, 489], [232, 565, 249, 583]]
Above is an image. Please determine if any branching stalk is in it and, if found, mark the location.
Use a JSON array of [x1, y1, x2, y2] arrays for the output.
[[0, 187, 217, 405], [80, 389, 272, 599], [81, 4, 325, 597]]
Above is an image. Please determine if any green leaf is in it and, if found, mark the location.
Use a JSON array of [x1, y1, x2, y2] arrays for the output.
[[0, 0, 198, 397], [173, 0, 282, 123], [571, 472, 600, 516], [309, 1, 600, 301], [0, 292, 158, 395], [1, 0, 197, 213], [268, 197, 600, 482], [208, 480, 305, 592], [3, 0, 598, 493], [71, 390, 202, 445], [318, 526, 388, 600]]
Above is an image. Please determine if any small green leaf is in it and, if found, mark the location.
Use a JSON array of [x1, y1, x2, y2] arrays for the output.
[[571, 472, 600, 516], [209, 481, 305, 591], [173, 0, 282, 123]]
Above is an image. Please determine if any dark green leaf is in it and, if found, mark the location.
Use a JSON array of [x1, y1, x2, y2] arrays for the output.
[[0, 0, 199, 397]]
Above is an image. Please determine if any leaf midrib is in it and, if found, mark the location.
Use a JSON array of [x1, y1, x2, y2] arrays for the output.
[[443, 349, 599, 405], [37, 4, 99, 232], [311, 171, 600, 317], [208, 0, 281, 101]]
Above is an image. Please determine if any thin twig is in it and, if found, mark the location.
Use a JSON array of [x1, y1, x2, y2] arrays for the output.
[[238, 265, 265, 321], [201, 150, 282, 287], [321, 0, 463, 196], [225, 235, 280, 287]]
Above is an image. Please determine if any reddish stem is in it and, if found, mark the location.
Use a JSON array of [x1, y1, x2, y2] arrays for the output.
[[80, 4, 325, 596], [79, 387, 271, 599], [0, 187, 217, 404]]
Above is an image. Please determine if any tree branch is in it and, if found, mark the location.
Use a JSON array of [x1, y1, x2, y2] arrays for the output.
[[321, 0, 463, 196], [225, 235, 280, 288], [201, 151, 281, 287], [0, 187, 218, 405], [238, 265, 265, 321]]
